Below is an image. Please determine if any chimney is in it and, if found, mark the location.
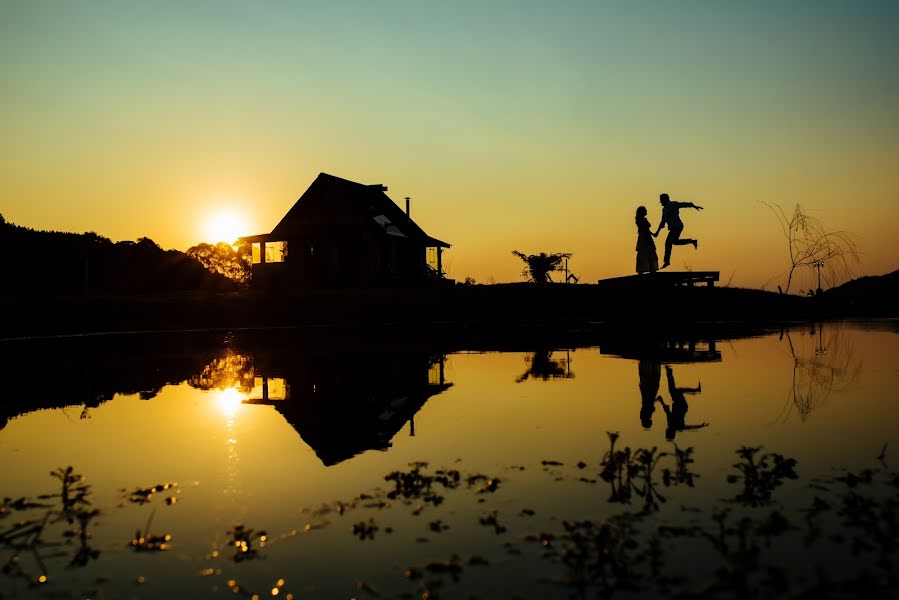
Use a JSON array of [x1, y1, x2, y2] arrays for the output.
[[405, 196, 411, 218]]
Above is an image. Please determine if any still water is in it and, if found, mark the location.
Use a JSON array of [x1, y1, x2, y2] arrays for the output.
[[1, 322, 897, 599]]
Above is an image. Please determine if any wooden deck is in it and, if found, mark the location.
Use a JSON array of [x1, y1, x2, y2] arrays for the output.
[[597, 271, 720, 288]]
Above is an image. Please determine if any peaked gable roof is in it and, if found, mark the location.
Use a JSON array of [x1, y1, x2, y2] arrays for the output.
[[269, 173, 449, 247]]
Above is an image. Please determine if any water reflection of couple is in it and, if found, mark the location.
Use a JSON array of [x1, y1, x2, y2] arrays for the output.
[[639, 361, 707, 440], [636, 193, 704, 272]]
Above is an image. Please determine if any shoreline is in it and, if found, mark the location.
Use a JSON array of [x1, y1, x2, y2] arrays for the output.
[[1, 282, 894, 341]]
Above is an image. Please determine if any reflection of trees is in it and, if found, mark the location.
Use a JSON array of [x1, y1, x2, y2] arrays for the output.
[[778, 324, 862, 422], [515, 350, 574, 383], [188, 350, 255, 392]]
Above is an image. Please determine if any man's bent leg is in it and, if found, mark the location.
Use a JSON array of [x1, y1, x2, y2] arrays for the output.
[[664, 228, 683, 264]]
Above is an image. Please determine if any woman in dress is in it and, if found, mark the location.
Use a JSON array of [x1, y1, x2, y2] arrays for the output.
[[635, 206, 659, 274]]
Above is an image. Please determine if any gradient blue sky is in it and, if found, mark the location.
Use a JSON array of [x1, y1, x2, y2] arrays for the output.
[[2, 1, 897, 289]]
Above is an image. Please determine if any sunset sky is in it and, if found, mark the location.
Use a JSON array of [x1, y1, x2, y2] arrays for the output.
[[2, 1, 897, 290]]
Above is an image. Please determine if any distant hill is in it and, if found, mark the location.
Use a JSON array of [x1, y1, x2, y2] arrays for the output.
[[820, 269, 899, 315], [0, 215, 237, 295]]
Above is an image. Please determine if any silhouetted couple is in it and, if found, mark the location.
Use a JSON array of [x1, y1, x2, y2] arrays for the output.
[[639, 361, 707, 441], [635, 193, 704, 273]]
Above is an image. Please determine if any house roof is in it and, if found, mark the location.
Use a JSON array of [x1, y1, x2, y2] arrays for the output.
[[243, 173, 449, 247]]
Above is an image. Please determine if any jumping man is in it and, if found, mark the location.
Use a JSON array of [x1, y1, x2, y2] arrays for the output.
[[654, 193, 703, 269]]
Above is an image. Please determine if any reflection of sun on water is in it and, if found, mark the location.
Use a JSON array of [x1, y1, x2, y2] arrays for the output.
[[216, 387, 246, 420], [211, 386, 246, 509]]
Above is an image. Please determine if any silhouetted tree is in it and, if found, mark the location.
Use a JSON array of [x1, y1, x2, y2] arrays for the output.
[[763, 203, 860, 294], [0, 217, 237, 293], [512, 250, 572, 284], [187, 241, 252, 285]]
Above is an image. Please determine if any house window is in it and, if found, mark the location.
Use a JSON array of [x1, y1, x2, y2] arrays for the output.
[[251, 243, 262, 264], [251, 377, 288, 401], [264, 242, 287, 263], [427, 247, 438, 271], [428, 357, 446, 385]]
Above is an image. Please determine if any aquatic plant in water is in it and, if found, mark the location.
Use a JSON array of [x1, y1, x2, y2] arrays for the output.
[[2, 447, 897, 599], [129, 509, 171, 552], [727, 446, 799, 506], [225, 524, 267, 561], [599, 432, 699, 513], [0, 466, 101, 586]]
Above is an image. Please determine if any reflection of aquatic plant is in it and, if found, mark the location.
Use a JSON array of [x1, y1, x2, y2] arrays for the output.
[[779, 324, 862, 422], [478, 510, 507, 535], [0, 466, 102, 584], [50, 466, 92, 517], [224, 524, 267, 562], [50, 467, 101, 567], [599, 432, 699, 513], [124, 482, 178, 505], [129, 509, 171, 552], [220, 576, 289, 599], [832, 467, 899, 569], [727, 446, 798, 506], [662, 444, 697, 488], [351, 519, 378, 540], [552, 515, 644, 598], [515, 349, 574, 383], [673, 508, 795, 598], [125, 481, 178, 553], [467, 473, 501, 494], [404, 554, 465, 599], [65, 504, 101, 567], [3, 449, 896, 599], [189, 350, 255, 392], [384, 462, 462, 507], [0, 496, 50, 515]]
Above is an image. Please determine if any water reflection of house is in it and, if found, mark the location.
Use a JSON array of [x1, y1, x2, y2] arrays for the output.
[[600, 337, 722, 363], [239, 173, 451, 288], [245, 352, 452, 466]]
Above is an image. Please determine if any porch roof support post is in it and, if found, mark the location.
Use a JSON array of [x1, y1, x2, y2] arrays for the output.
[[437, 247, 443, 278]]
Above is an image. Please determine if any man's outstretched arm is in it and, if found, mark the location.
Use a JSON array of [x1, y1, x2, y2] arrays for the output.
[[654, 213, 667, 236]]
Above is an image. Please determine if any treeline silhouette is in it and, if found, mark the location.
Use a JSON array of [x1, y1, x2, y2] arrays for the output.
[[818, 268, 899, 315], [0, 215, 237, 294]]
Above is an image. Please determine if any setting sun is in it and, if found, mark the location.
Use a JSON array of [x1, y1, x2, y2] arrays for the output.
[[203, 210, 248, 244]]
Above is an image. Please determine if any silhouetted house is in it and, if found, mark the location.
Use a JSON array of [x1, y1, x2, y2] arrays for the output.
[[240, 173, 451, 288]]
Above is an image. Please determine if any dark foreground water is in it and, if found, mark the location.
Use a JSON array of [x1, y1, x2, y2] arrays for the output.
[[1, 321, 897, 599]]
